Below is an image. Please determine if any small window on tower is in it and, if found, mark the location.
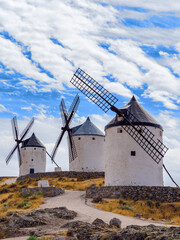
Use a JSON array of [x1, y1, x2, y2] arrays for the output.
[[34, 148, 36, 150], [78, 137, 81, 140], [32, 159, 34, 162], [92, 137, 95, 140], [131, 151, 136, 156], [24, 148, 26, 150], [117, 128, 123, 133], [160, 131, 162, 137]]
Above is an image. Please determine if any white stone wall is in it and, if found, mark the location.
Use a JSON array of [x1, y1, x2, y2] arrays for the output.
[[69, 135, 105, 172], [105, 126, 164, 186], [20, 147, 46, 176]]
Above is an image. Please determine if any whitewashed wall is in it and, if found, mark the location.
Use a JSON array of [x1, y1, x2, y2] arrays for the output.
[[20, 147, 46, 176], [105, 126, 163, 186], [70, 135, 105, 172]]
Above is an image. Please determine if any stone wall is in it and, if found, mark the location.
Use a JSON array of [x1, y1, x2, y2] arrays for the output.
[[86, 186, 180, 202], [21, 187, 64, 197], [17, 171, 104, 181]]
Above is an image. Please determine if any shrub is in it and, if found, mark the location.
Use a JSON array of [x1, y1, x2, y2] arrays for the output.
[[24, 202, 32, 209], [0, 198, 8, 204], [147, 200, 154, 208], [9, 183, 16, 188], [119, 199, 126, 205], [1, 204, 9, 212], [17, 201, 31, 209], [23, 193, 30, 198], [155, 201, 161, 208], [118, 204, 133, 211], [26, 236, 38, 240], [8, 194, 13, 199]]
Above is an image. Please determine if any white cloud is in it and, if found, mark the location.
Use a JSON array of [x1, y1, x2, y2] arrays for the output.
[[0, 104, 8, 112], [21, 106, 32, 111], [0, 0, 179, 108]]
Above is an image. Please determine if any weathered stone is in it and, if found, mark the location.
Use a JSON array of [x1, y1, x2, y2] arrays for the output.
[[86, 186, 180, 202], [17, 171, 104, 181], [8, 215, 46, 228], [92, 196, 102, 203], [92, 218, 109, 227], [21, 187, 65, 197], [109, 218, 121, 228]]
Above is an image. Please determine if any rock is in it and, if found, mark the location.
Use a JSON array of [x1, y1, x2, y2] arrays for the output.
[[92, 218, 109, 227], [109, 218, 121, 228], [54, 207, 77, 219], [8, 215, 46, 228], [135, 213, 141, 218], [120, 228, 147, 240], [61, 221, 90, 229], [6, 211, 17, 217], [0, 217, 7, 223], [92, 196, 102, 203]]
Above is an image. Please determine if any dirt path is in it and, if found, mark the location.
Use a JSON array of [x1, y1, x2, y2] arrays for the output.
[[3, 189, 174, 240], [41, 190, 169, 228], [0, 178, 17, 185]]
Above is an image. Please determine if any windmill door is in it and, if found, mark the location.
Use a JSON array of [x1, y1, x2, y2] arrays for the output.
[[30, 168, 34, 174]]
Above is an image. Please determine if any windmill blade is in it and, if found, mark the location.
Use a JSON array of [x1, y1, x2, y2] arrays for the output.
[[51, 129, 66, 161], [71, 68, 118, 113], [67, 94, 80, 126], [17, 142, 22, 166], [20, 118, 34, 141], [119, 109, 168, 163], [67, 130, 77, 162], [11, 116, 19, 141], [68, 94, 80, 117], [60, 99, 68, 127], [46, 150, 60, 168], [5, 143, 18, 164], [71, 68, 168, 164]]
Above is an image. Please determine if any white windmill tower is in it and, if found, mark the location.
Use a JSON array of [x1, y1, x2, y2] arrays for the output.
[[20, 133, 46, 176], [70, 68, 169, 186], [104, 96, 164, 186], [70, 117, 105, 172], [6, 117, 59, 176]]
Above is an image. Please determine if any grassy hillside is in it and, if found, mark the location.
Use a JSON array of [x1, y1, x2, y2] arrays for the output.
[[94, 198, 180, 225], [0, 177, 104, 217], [0, 177, 179, 225]]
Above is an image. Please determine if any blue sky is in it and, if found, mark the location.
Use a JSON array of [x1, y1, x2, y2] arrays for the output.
[[0, 0, 180, 186]]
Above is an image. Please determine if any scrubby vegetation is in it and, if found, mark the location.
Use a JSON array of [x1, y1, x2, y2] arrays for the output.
[[0, 177, 104, 217], [94, 198, 180, 225], [0, 181, 44, 217]]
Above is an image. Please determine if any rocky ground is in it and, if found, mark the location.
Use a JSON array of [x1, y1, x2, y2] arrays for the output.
[[0, 207, 179, 240]]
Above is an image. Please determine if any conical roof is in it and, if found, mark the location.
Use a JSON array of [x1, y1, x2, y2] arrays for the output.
[[105, 96, 162, 130], [72, 117, 104, 136], [21, 133, 45, 148]]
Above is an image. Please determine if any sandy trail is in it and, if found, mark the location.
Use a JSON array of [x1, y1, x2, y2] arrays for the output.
[[41, 190, 169, 228], [0, 178, 17, 185]]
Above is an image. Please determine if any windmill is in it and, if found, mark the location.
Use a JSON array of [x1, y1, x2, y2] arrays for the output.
[[51, 94, 80, 163], [6, 116, 60, 175], [70, 68, 178, 187], [6, 116, 34, 166], [70, 68, 168, 164]]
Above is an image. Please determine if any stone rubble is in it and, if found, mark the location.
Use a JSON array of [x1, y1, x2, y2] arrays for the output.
[[0, 208, 179, 239]]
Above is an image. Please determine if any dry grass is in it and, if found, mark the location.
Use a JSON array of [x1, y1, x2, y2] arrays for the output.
[[0, 180, 43, 217], [94, 199, 180, 225], [0, 176, 104, 216], [44, 177, 104, 191]]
